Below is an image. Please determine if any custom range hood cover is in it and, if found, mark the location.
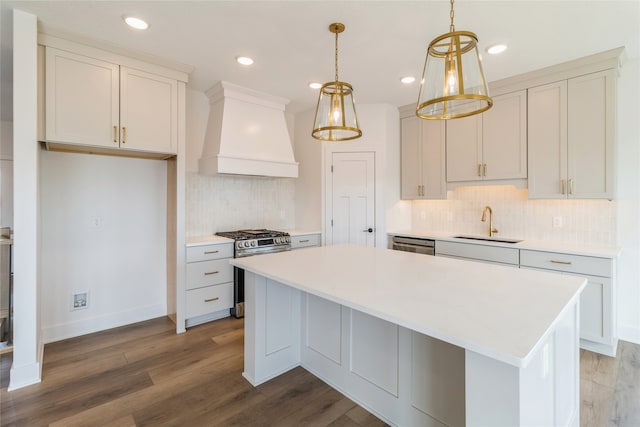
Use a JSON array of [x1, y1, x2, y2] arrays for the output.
[[199, 81, 299, 178]]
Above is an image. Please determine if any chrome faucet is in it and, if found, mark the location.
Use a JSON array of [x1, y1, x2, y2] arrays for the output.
[[481, 206, 498, 237]]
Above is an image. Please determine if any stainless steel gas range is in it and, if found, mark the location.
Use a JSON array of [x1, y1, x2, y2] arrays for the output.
[[215, 229, 291, 318]]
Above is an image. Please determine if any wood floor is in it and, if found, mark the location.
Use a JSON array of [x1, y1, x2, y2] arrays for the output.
[[0, 316, 638, 427]]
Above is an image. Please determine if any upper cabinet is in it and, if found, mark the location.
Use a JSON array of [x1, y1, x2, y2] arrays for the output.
[[400, 112, 446, 200], [40, 37, 188, 159], [446, 90, 527, 183], [528, 70, 615, 199]]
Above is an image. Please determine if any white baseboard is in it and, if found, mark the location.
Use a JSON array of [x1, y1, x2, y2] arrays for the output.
[[618, 325, 640, 345], [41, 304, 166, 344]]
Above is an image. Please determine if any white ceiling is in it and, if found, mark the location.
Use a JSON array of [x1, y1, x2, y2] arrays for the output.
[[1, 1, 639, 118]]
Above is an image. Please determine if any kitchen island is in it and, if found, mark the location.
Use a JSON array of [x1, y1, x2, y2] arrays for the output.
[[231, 244, 586, 426]]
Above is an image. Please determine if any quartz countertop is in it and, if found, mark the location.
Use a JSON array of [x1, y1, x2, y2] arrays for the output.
[[231, 244, 586, 368], [388, 229, 621, 258], [185, 235, 234, 247], [186, 229, 321, 247]]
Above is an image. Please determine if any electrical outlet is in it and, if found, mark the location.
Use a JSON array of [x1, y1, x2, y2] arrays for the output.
[[552, 216, 563, 228], [72, 292, 89, 310]]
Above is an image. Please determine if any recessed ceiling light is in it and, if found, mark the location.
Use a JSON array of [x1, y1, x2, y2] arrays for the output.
[[236, 56, 254, 66], [309, 82, 322, 89], [400, 76, 416, 84], [123, 16, 149, 30], [487, 44, 508, 55]]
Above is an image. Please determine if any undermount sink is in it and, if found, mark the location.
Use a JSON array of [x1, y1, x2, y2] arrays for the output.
[[452, 235, 523, 244]]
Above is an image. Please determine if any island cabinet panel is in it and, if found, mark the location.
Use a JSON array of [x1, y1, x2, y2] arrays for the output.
[[306, 294, 342, 365], [351, 311, 399, 397], [411, 333, 465, 427]]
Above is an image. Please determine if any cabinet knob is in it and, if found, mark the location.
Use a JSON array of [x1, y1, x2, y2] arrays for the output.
[[363, 228, 374, 233]]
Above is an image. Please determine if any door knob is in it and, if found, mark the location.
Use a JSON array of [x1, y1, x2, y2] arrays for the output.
[[363, 228, 373, 233]]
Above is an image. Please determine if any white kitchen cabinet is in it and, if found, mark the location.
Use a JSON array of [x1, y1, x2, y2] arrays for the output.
[[528, 70, 615, 199], [446, 90, 527, 182], [400, 113, 446, 199], [185, 242, 234, 327], [435, 240, 519, 266], [44, 46, 178, 157], [290, 232, 321, 249], [519, 249, 617, 356]]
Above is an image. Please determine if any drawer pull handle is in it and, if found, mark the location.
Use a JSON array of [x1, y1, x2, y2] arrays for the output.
[[113, 125, 118, 143], [204, 297, 220, 303], [122, 126, 127, 143], [550, 260, 572, 265], [204, 250, 219, 255], [299, 239, 310, 243], [204, 271, 219, 276]]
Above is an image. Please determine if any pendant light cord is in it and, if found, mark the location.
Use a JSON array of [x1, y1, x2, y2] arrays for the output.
[[334, 30, 339, 82], [449, 0, 455, 32]]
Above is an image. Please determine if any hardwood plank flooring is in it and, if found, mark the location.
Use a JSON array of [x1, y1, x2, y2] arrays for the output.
[[0, 316, 638, 427]]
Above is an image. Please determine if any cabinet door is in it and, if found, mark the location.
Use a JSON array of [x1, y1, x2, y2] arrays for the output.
[[528, 81, 568, 198], [421, 120, 446, 199], [401, 117, 446, 199], [482, 90, 527, 180], [401, 116, 422, 199], [446, 114, 482, 182], [45, 47, 119, 148], [575, 275, 612, 344], [568, 70, 614, 199], [120, 67, 178, 154]]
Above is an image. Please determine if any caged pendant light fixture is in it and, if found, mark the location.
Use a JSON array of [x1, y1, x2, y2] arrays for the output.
[[312, 22, 362, 141], [416, 0, 492, 120]]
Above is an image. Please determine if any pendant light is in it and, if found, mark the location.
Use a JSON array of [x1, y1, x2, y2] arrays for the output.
[[416, 0, 492, 120], [312, 22, 362, 141]]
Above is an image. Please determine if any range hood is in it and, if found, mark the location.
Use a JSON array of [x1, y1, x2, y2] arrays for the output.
[[199, 81, 299, 178]]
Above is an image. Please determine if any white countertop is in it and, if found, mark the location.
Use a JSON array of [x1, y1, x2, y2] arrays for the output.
[[231, 244, 586, 368], [186, 229, 321, 247], [185, 235, 234, 247], [388, 229, 621, 258]]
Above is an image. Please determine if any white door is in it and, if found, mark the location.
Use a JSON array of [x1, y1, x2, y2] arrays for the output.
[[328, 152, 375, 247]]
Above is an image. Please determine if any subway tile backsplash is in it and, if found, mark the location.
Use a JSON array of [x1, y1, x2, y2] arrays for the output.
[[186, 173, 296, 237], [412, 186, 616, 245]]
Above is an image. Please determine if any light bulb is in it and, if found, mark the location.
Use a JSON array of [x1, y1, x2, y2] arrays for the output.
[[331, 94, 342, 125], [445, 57, 459, 95]]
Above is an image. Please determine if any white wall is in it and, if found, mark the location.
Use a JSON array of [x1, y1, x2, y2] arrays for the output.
[[184, 88, 296, 237], [615, 56, 640, 344], [39, 151, 168, 342]]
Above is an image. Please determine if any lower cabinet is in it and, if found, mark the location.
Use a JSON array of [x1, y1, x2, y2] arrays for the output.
[[519, 250, 616, 356], [185, 242, 234, 327], [291, 232, 321, 250], [435, 240, 519, 266]]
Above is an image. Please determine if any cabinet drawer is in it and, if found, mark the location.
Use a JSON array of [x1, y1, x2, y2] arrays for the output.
[[186, 259, 233, 290], [186, 243, 233, 262], [291, 234, 320, 249], [520, 250, 612, 277], [186, 283, 233, 319], [436, 241, 519, 265]]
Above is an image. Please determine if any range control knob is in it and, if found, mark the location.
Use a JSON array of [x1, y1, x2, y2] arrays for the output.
[[251, 240, 257, 247]]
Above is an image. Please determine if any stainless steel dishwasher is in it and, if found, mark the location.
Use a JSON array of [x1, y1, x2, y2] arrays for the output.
[[391, 235, 435, 256]]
